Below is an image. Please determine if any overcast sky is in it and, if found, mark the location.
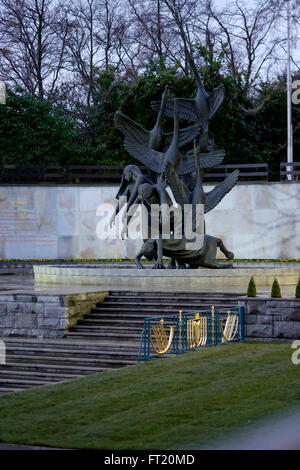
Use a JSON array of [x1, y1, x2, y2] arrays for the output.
[[214, 0, 300, 75]]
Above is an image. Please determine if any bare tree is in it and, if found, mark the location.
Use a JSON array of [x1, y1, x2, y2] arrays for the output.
[[124, 0, 185, 71], [207, 1, 289, 94], [63, 0, 128, 108], [0, 0, 70, 100]]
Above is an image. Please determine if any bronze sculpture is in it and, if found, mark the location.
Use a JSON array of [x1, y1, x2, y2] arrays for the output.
[[111, 68, 239, 269]]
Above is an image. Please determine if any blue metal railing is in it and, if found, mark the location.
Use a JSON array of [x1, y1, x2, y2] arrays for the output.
[[138, 306, 244, 363]]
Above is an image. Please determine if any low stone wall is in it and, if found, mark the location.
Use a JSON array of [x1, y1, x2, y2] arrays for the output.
[[238, 297, 300, 341], [0, 291, 108, 338]]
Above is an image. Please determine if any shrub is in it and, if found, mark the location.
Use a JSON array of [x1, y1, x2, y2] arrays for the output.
[[296, 278, 300, 298], [247, 277, 257, 297], [271, 278, 281, 298]]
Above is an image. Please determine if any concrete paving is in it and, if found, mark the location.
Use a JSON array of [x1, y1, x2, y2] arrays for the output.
[[0, 442, 63, 450]]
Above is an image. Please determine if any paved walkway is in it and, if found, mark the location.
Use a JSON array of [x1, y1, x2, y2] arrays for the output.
[[0, 442, 64, 450]]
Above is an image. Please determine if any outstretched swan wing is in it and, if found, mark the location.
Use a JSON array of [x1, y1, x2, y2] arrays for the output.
[[164, 124, 200, 151], [151, 98, 199, 123], [123, 136, 164, 174], [114, 111, 150, 145], [204, 170, 239, 213], [208, 85, 225, 120], [186, 148, 225, 169]]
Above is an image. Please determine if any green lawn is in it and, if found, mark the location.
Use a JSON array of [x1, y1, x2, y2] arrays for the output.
[[0, 342, 299, 449]]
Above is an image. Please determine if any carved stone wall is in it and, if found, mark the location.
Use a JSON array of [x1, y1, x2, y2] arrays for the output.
[[0, 182, 299, 259]]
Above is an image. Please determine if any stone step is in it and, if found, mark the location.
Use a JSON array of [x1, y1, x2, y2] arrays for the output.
[[6, 345, 138, 360], [104, 296, 240, 303], [1, 361, 112, 376], [0, 368, 79, 382], [92, 305, 233, 314], [0, 377, 49, 388], [5, 354, 137, 369], [72, 323, 143, 332], [101, 297, 239, 303], [108, 291, 241, 297], [78, 317, 146, 326], [0, 388, 23, 395], [87, 313, 171, 322], [68, 325, 142, 343], [66, 331, 141, 343], [2, 337, 138, 352]]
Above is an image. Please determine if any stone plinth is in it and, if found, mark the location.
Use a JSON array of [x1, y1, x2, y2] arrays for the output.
[[34, 265, 300, 291]]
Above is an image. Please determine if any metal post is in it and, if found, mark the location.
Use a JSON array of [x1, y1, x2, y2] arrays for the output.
[[179, 310, 182, 352], [0, 81, 6, 104], [239, 306, 245, 341], [287, 0, 293, 181], [211, 306, 215, 345]]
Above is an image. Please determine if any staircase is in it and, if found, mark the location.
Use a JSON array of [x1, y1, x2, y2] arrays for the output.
[[0, 290, 242, 394]]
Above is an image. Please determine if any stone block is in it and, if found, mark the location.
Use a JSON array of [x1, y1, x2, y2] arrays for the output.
[[15, 314, 37, 329], [8, 328, 36, 337], [0, 303, 7, 315], [245, 324, 273, 338], [37, 295, 64, 306], [14, 295, 37, 302], [7, 302, 25, 314], [244, 314, 257, 324], [245, 300, 267, 315], [273, 321, 300, 340], [23, 302, 44, 315], [36, 295, 62, 305], [34, 187, 57, 212], [58, 235, 79, 258], [0, 295, 15, 302], [57, 210, 79, 236], [266, 300, 291, 308], [264, 307, 289, 317], [2, 317, 15, 328], [256, 314, 273, 325], [279, 308, 300, 321], [58, 187, 78, 210], [38, 317, 62, 329], [44, 305, 65, 317]]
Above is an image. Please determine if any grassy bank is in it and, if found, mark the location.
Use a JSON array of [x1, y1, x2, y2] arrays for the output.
[[0, 342, 299, 449]]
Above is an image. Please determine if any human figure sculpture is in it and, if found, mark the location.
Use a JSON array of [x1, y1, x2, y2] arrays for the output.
[[109, 164, 152, 229]]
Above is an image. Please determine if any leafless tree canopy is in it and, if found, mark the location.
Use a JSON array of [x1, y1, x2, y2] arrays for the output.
[[0, 0, 299, 106]]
